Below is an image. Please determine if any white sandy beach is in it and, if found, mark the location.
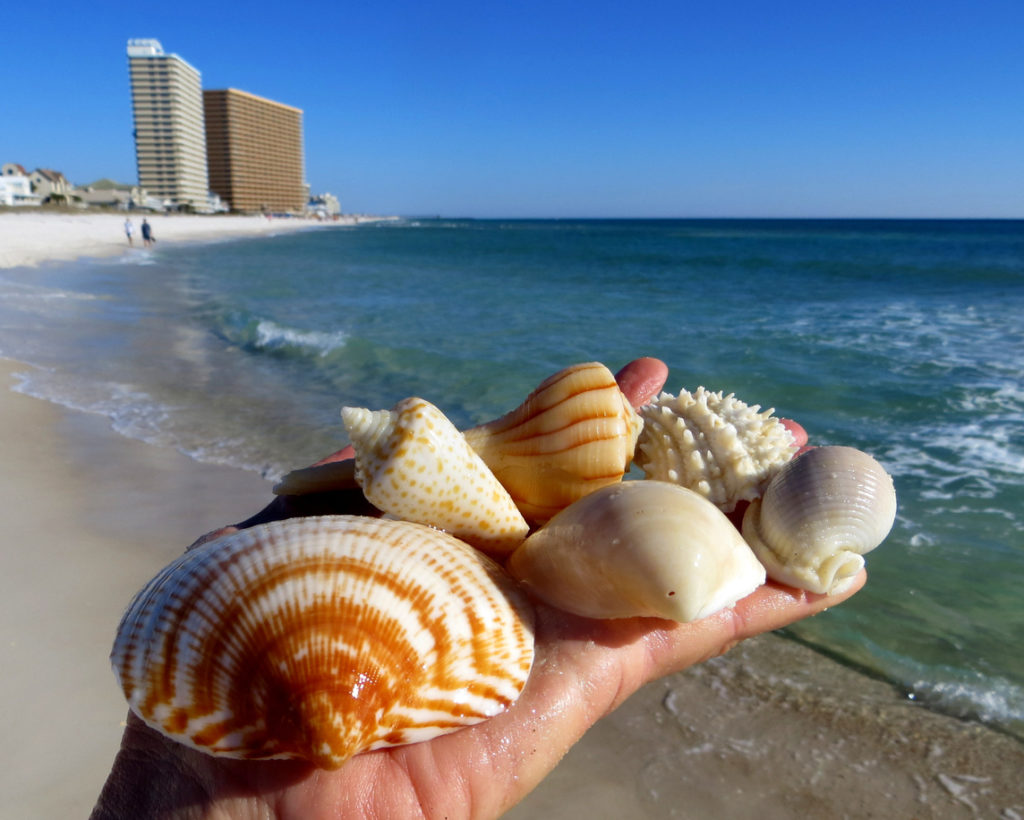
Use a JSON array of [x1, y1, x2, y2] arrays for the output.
[[0, 210, 383, 270], [0, 215, 1021, 818]]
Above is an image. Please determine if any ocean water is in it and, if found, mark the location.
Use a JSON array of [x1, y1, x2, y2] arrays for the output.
[[1, 218, 1022, 740]]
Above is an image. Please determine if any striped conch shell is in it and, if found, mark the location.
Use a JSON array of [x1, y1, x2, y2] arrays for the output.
[[111, 515, 535, 769], [742, 446, 897, 594], [463, 362, 643, 525], [342, 397, 529, 556], [635, 387, 797, 513], [508, 481, 766, 622]]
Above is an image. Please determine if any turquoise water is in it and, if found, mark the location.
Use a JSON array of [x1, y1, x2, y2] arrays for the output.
[[2, 218, 1022, 738]]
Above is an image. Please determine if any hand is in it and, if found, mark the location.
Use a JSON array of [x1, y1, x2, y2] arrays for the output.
[[91, 358, 864, 820]]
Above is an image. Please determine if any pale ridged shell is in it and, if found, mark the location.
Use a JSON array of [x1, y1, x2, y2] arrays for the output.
[[111, 515, 535, 769], [342, 397, 529, 556], [507, 481, 766, 622], [741, 446, 897, 594], [463, 362, 643, 525], [635, 387, 797, 512]]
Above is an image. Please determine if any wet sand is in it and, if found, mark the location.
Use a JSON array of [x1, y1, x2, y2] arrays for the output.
[[508, 633, 1024, 819], [1, 350, 1021, 818], [0, 358, 272, 818]]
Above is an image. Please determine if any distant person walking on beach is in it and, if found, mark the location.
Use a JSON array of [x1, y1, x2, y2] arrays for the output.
[[124, 218, 134, 247], [141, 219, 154, 248]]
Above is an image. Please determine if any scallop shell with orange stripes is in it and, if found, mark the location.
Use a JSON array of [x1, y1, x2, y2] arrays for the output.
[[110, 515, 535, 769]]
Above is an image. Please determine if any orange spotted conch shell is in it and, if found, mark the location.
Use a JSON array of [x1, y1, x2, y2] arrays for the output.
[[341, 396, 529, 556]]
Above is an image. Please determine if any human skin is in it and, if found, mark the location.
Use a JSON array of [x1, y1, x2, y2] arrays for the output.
[[90, 357, 862, 820]]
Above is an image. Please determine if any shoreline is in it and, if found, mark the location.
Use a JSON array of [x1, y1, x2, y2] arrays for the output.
[[0, 357, 273, 818], [1, 356, 1021, 818], [0, 210, 395, 270]]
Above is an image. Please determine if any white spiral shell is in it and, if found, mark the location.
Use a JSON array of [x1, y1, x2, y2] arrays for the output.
[[635, 387, 797, 512], [111, 515, 535, 769]]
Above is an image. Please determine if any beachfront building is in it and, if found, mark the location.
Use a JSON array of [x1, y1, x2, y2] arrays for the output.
[[29, 169, 73, 203], [202, 88, 306, 213], [309, 192, 341, 218], [0, 174, 41, 207], [126, 38, 210, 211], [74, 179, 154, 210]]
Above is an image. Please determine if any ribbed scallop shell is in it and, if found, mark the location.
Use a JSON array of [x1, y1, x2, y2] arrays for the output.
[[508, 481, 766, 622], [462, 362, 643, 525], [342, 397, 530, 556], [741, 446, 897, 594], [111, 515, 535, 769], [635, 387, 796, 512]]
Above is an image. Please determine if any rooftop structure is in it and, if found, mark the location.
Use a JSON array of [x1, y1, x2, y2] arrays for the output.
[[203, 88, 306, 213], [126, 38, 210, 210]]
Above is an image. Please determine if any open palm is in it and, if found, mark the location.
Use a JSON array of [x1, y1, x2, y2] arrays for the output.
[[91, 358, 863, 820]]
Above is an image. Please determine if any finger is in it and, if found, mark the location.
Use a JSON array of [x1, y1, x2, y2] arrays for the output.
[[781, 418, 809, 450], [640, 569, 866, 681], [614, 357, 668, 407], [310, 444, 356, 467]]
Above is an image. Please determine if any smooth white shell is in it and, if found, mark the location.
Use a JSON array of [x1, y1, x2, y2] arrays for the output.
[[508, 481, 766, 622], [342, 397, 530, 556], [111, 515, 535, 769], [742, 446, 897, 594], [636, 387, 796, 512]]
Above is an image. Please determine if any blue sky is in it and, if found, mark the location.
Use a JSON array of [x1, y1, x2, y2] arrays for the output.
[[3, 0, 1022, 217]]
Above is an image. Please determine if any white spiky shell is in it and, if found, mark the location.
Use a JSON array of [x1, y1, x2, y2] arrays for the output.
[[342, 397, 530, 556], [111, 515, 535, 769], [507, 481, 766, 622], [742, 446, 897, 594], [635, 387, 797, 512]]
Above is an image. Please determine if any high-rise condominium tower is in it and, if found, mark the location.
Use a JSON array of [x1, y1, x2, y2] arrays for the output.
[[203, 88, 306, 213], [126, 39, 209, 210]]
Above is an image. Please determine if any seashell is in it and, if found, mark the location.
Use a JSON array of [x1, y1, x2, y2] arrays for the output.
[[462, 362, 643, 525], [635, 387, 797, 513], [342, 397, 529, 556], [741, 445, 897, 595], [272, 459, 358, 496], [111, 515, 535, 770], [507, 481, 766, 622]]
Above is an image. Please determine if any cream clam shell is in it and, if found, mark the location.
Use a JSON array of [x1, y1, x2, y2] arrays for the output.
[[342, 397, 530, 556], [111, 515, 535, 769], [508, 481, 766, 622], [741, 445, 897, 594]]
